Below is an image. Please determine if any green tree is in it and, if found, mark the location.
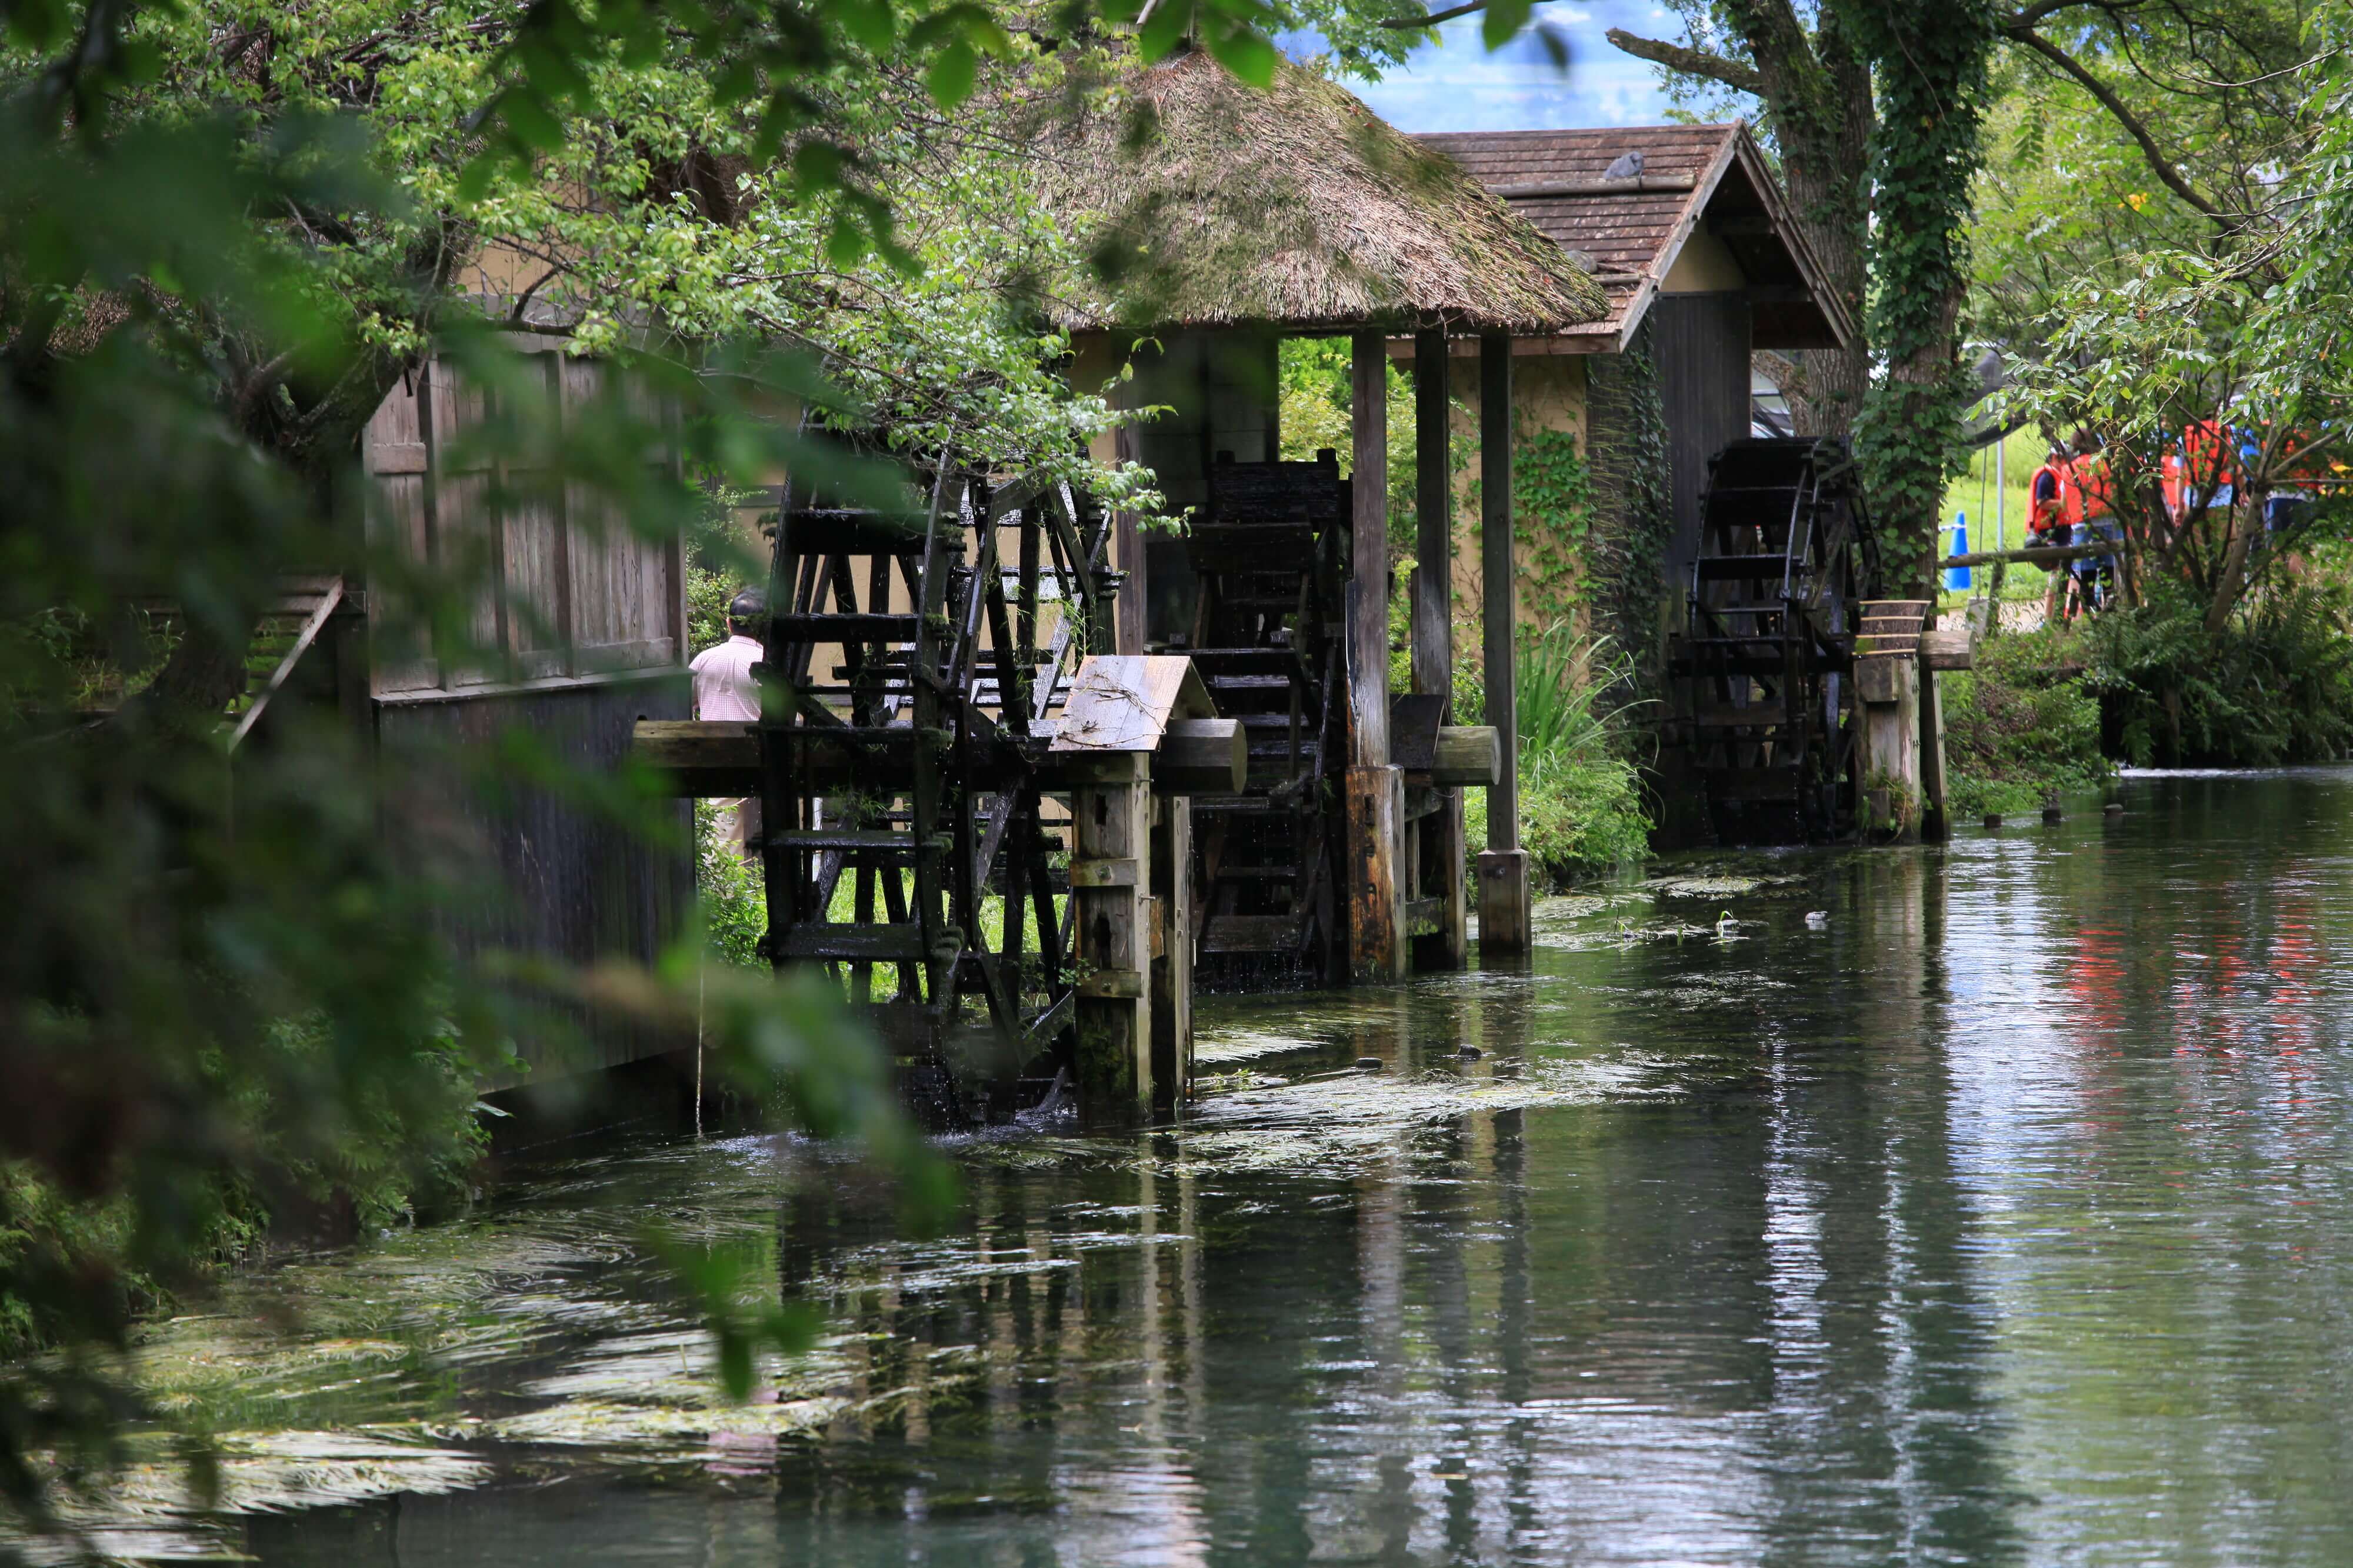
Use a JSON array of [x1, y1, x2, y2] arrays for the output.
[[0, 0, 1569, 1538]]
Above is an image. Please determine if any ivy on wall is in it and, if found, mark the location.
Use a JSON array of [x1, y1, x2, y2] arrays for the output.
[[1512, 425, 1594, 630], [1581, 321, 1675, 706]]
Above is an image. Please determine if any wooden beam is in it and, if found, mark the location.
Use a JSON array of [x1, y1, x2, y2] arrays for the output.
[[1149, 795, 1192, 1112], [1349, 332, 1391, 768], [1493, 174, 1698, 198], [1941, 542, 2109, 569], [1409, 330, 1467, 974], [1477, 331, 1531, 957], [1428, 725, 1501, 788], [1072, 752, 1152, 1122], [1411, 330, 1452, 706], [1478, 334, 1518, 853], [634, 718, 1241, 797], [1156, 718, 1247, 794]]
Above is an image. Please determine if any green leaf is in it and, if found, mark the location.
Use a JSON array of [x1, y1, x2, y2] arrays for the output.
[[926, 41, 976, 108], [837, 0, 898, 52], [1204, 25, 1277, 88], [1138, 0, 1194, 62], [1481, 0, 1534, 51]]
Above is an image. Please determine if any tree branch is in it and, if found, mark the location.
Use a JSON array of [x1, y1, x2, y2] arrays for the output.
[[1604, 28, 1764, 96], [1377, 1, 1492, 29], [2007, 27, 2234, 231]]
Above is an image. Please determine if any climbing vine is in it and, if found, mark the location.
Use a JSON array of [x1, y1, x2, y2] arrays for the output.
[[1513, 425, 1595, 629], [1837, 0, 1999, 594], [1582, 321, 1675, 707]]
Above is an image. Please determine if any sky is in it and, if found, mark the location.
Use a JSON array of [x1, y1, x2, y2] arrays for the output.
[[1309, 3, 1705, 134]]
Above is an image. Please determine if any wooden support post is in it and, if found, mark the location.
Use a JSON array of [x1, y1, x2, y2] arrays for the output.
[[1348, 331, 1405, 982], [1918, 664, 1951, 843], [1410, 331, 1468, 972], [1149, 795, 1192, 1112], [1476, 331, 1531, 956], [1112, 426, 1148, 655], [1071, 752, 1154, 1122], [1857, 653, 1923, 843]]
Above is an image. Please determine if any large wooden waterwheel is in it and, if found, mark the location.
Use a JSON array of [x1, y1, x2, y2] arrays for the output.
[[1182, 451, 1352, 987], [1668, 437, 1870, 843], [755, 458, 1116, 1120]]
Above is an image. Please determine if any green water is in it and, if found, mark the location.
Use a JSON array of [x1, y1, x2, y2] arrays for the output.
[[97, 769, 2353, 1564]]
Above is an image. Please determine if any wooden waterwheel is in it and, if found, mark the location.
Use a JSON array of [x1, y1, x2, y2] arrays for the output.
[[1181, 451, 1352, 986], [1668, 437, 1870, 843], [754, 456, 1118, 1120]]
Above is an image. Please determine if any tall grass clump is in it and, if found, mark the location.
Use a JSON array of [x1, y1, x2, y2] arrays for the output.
[[1466, 626, 1654, 885]]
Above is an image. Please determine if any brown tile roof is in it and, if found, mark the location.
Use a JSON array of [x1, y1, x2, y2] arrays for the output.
[[1414, 124, 1854, 353]]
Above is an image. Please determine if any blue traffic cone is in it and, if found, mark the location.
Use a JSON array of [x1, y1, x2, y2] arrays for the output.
[[1945, 513, 1972, 590]]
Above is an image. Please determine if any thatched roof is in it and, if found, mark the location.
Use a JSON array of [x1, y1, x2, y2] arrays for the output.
[[1026, 51, 1609, 336]]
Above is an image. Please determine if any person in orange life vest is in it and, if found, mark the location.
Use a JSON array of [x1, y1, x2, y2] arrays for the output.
[[2029, 444, 2075, 545], [2184, 418, 2234, 509], [2029, 444, 2077, 621], [2071, 439, 2123, 609], [690, 588, 766, 858]]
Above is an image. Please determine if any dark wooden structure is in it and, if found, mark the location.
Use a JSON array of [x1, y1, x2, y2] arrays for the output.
[[1666, 438, 1871, 842], [1034, 52, 1607, 975], [346, 346, 691, 1083], [1417, 122, 1855, 594], [750, 465, 1095, 1119], [634, 461, 1252, 1124], [1183, 451, 1352, 983]]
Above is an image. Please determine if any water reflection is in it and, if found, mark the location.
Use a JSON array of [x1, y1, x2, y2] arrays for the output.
[[187, 770, 2353, 1564]]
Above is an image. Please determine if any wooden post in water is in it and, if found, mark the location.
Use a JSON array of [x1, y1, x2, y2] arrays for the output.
[[1149, 795, 1192, 1109], [1476, 332, 1532, 955], [1071, 750, 1154, 1119], [1347, 331, 1406, 982], [1411, 329, 1468, 971], [1856, 599, 1933, 843]]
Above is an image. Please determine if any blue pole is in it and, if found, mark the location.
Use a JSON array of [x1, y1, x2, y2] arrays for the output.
[[1946, 513, 1972, 590]]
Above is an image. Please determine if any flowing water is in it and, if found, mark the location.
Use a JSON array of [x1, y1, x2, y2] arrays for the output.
[[86, 769, 2353, 1565]]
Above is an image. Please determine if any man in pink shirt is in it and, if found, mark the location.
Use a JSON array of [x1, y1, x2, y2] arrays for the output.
[[689, 589, 765, 856]]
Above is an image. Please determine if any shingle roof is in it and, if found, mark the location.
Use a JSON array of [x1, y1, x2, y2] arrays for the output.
[[1414, 124, 1855, 353]]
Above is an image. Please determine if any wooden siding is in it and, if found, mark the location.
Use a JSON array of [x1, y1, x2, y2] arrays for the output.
[[361, 348, 694, 1083], [1650, 292, 1754, 589], [379, 678, 694, 1082], [363, 350, 685, 694]]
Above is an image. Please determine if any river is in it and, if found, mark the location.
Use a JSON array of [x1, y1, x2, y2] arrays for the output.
[[94, 767, 2353, 1565]]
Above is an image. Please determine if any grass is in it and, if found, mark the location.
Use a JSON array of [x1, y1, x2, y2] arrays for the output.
[[1463, 626, 1653, 888], [1939, 624, 2111, 815]]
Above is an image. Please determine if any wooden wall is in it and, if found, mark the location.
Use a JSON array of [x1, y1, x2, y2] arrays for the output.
[[364, 350, 684, 693], [362, 347, 694, 1084], [1648, 292, 1754, 590]]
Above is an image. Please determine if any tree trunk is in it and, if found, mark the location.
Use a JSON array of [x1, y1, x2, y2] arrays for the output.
[[1740, 4, 1874, 439], [2205, 493, 2257, 635]]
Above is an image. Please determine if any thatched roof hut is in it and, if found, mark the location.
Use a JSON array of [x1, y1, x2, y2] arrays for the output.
[[1027, 50, 1609, 336]]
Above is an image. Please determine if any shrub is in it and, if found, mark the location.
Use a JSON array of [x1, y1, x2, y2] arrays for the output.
[[1941, 624, 2111, 813], [696, 800, 768, 969], [2078, 580, 2353, 766]]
